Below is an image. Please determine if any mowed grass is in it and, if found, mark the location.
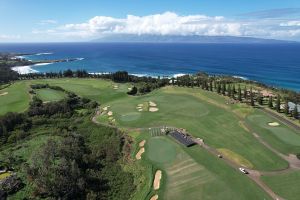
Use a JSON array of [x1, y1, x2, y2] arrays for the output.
[[27, 78, 130, 104], [0, 82, 30, 115], [145, 136, 271, 200], [35, 88, 66, 102], [217, 148, 254, 169], [261, 171, 300, 200], [246, 110, 300, 155], [104, 86, 287, 171]]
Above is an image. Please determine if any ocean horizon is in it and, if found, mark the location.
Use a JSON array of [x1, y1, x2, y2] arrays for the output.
[[1, 42, 300, 91]]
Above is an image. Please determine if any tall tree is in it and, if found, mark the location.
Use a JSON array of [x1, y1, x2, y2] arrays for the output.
[[276, 95, 281, 112], [222, 83, 226, 95], [243, 86, 247, 100], [293, 105, 299, 119], [250, 87, 255, 106], [284, 100, 289, 115], [268, 96, 273, 108], [238, 85, 242, 101], [227, 85, 232, 97], [257, 93, 263, 105], [217, 83, 221, 94]]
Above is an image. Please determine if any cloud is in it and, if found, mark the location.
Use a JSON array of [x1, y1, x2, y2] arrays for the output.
[[33, 11, 300, 41], [39, 19, 57, 25], [0, 34, 21, 40], [239, 8, 300, 19]]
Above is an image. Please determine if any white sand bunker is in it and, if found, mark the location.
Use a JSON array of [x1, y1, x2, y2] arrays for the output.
[[113, 85, 119, 90], [149, 101, 157, 107], [107, 111, 113, 116], [103, 106, 110, 111], [149, 107, 159, 112], [268, 122, 280, 127], [135, 148, 145, 160], [153, 170, 162, 190], [139, 140, 146, 147], [0, 92, 8, 96], [150, 195, 158, 200]]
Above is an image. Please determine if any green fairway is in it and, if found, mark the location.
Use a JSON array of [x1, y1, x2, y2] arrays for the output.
[[261, 171, 300, 200], [0, 82, 30, 115], [144, 136, 271, 200], [100, 86, 287, 171], [35, 88, 66, 102], [246, 110, 300, 155]]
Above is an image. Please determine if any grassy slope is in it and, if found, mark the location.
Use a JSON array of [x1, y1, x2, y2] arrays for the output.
[[0, 82, 30, 115], [35, 88, 66, 102], [261, 171, 300, 200]]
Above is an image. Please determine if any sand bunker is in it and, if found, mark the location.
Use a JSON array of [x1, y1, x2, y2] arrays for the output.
[[0, 92, 8, 96], [138, 109, 143, 112], [135, 148, 145, 160], [139, 140, 146, 147], [113, 85, 119, 90], [268, 122, 280, 127], [138, 104, 143, 107], [107, 111, 113, 116], [149, 101, 157, 107], [153, 170, 162, 190], [149, 107, 159, 112], [103, 106, 110, 111], [128, 87, 132, 90], [150, 195, 158, 200]]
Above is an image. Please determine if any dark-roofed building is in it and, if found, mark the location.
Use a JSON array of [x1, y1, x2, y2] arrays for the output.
[[169, 130, 196, 147]]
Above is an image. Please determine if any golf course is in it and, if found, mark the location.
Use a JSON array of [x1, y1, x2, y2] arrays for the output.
[[1, 78, 300, 200]]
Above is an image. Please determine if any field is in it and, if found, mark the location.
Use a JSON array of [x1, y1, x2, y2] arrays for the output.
[[0, 82, 30, 115], [35, 88, 66, 102], [1, 78, 300, 200], [261, 171, 300, 200]]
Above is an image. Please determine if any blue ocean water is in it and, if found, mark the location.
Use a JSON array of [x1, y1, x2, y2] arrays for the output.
[[0, 43, 299, 91]]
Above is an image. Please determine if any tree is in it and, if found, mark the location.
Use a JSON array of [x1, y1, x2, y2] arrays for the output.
[[217, 83, 221, 94], [238, 85, 242, 101], [257, 93, 263, 105], [127, 86, 137, 95], [268, 96, 273, 108], [293, 105, 299, 119], [222, 83, 226, 95], [243, 86, 247, 100], [227, 85, 232, 97], [250, 87, 255, 106], [284, 100, 289, 115], [276, 95, 281, 112]]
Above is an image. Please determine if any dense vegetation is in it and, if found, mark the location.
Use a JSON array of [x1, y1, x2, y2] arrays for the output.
[[0, 85, 135, 199]]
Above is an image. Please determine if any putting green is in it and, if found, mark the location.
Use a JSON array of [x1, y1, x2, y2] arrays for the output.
[[248, 114, 300, 146], [146, 137, 177, 164], [35, 88, 66, 102], [120, 112, 141, 122]]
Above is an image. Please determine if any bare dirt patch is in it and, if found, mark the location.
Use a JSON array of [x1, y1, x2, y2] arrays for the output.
[[268, 122, 280, 127], [0, 92, 8, 96], [150, 194, 158, 200], [135, 148, 145, 160], [153, 170, 162, 190], [139, 140, 146, 147]]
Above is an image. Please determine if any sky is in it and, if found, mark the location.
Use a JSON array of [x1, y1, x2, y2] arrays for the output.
[[1, 0, 300, 42]]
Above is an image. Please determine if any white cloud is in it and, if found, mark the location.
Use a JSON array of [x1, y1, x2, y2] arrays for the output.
[[0, 34, 21, 40], [39, 19, 57, 25], [32, 12, 300, 41]]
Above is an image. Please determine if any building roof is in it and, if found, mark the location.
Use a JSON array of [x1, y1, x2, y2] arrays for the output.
[[288, 102, 300, 112], [169, 130, 196, 147]]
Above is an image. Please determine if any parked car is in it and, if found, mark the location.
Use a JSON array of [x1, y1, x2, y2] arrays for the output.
[[239, 168, 248, 174]]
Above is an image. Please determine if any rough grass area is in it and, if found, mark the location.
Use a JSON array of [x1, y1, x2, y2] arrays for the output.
[[35, 88, 66, 102], [261, 171, 300, 200], [0, 82, 30, 115], [218, 148, 254, 169], [0, 172, 11, 180]]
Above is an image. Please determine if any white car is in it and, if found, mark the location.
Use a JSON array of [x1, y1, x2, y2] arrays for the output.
[[239, 168, 248, 174]]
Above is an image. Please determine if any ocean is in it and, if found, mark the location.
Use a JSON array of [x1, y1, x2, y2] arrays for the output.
[[0, 43, 299, 91]]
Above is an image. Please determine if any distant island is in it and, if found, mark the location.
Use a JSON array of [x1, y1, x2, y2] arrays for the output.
[[92, 35, 297, 44]]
